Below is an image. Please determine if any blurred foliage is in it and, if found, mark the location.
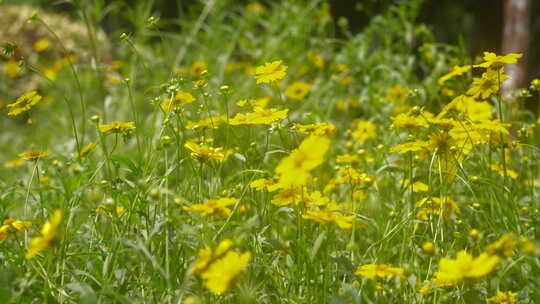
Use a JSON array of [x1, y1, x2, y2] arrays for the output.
[[2, 0, 538, 79]]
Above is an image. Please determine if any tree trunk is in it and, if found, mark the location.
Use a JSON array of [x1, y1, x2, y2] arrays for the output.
[[502, 0, 530, 95]]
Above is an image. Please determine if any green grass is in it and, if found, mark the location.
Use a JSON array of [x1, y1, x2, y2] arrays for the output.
[[0, 1, 539, 303]]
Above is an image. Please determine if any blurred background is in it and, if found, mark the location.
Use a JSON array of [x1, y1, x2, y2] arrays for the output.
[[2, 0, 538, 80], [1, 0, 538, 97]]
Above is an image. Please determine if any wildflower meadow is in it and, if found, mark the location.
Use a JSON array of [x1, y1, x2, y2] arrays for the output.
[[1, 1, 539, 303]]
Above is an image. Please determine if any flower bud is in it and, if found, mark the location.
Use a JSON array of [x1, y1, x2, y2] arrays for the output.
[[421, 242, 436, 255]]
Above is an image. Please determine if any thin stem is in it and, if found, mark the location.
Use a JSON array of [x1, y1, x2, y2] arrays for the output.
[[497, 69, 508, 188], [36, 17, 86, 154], [125, 79, 143, 161]]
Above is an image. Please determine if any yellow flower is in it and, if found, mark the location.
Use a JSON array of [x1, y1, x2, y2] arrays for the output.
[[245, 2, 266, 13], [193, 240, 236, 276], [184, 141, 231, 162], [183, 197, 238, 218], [422, 242, 436, 255], [44, 68, 58, 80], [487, 290, 517, 304], [490, 164, 518, 179], [162, 91, 196, 112], [532, 78, 540, 90], [98, 121, 136, 136], [182, 296, 200, 304], [228, 113, 253, 125], [467, 68, 507, 100], [186, 115, 226, 130], [465, 100, 492, 121], [0, 225, 9, 241], [254, 60, 288, 84], [190, 60, 208, 78], [248, 107, 289, 124], [191, 136, 214, 144], [471, 119, 510, 135], [4, 220, 32, 231], [0, 219, 32, 241], [201, 250, 251, 295], [475, 52, 522, 69], [43, 55, 78, 80], [432, 250, 501, 287], [415, 197, 460, 221], [95, 205, 126, 216], [193, 239, 251, 295], [390, 141, 429, 153], [19, 150, 51, 160], [438, 65, 472, 84], [237, 97, 271, 109], [249, 178, 276, 191], [7, 91, 42, 116], [390, 112, 432, 129], [33, 38, 51, 52], [250, 97, 271, 108], [432, 94, 471, 120], [293, 122, 336, 136], [271, 187, 303, 206], [194, 240, 233, 271], [336, 154, 359, 163], [308, 50, 324, 68], [333, 167, 371, 186], [229, 107, 288, 125], [485, 234, 517, 257], [354, 264, 405, 280], [5, 158, 25, 167], [339, 75, 353, 85], [72, 142, 97, 158], [448, 119, 508, 148], [351, 120, 376, 144], [192, 79, 207, 88], [392, 105, 413, 115], [333, 63, 349, 73], [418, 283, 433, 295], [386, 85, 409, 104], [401, 179, 429, 192], [442, 87, 455, 96], [235, 99, 248, 107], [285, 82, 311, 100], [303, 190, 331, 207], [105, 74, 122, 84], [302, 204, 356, 230], [4, 59, 20, 78], [106, 60, 122, 71], [193, 248, 215, 275], [275, 135, 330, 187], [427, 131, 462, 156], [26, 209, 62, 259]]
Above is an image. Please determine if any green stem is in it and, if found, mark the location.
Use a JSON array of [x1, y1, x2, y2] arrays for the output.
[[37, 17, 86, 154], [125, 79, 143, 161], [497, 69, 508, 187]]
